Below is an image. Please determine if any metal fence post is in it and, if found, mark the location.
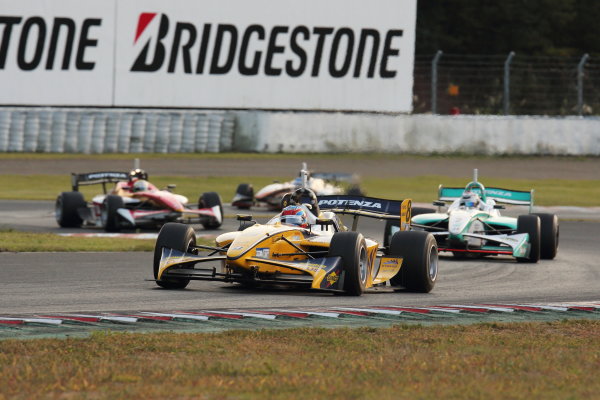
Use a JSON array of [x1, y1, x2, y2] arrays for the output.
[[577, 53, 590, 116], [431, 50, 443, 114], [503, 51, 515, 115]]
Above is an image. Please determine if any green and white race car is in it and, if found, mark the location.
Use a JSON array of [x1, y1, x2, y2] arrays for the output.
[[385, 170, 558, 263]]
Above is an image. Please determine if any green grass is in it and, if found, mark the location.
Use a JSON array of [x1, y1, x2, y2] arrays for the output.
[[0, 230, 156, 252], [1, 174, 598, 206], [1, 320, 598, 399], [0, 174, 289, 203], [0, 229, 216, 252], [365, 176, 600, 207]]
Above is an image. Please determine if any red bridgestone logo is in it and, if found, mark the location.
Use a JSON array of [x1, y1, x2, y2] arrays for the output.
[[134, 12, 157, 44]]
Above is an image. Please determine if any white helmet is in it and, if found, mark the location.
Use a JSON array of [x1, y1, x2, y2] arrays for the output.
[[460, 192, 480, 208], [132, 180, 149, 193]]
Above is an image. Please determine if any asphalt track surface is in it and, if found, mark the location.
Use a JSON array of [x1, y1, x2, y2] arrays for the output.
[[1, 200, 599, 315]]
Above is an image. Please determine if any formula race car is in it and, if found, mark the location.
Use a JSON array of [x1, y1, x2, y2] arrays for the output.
[[154, 171, 438, 296], [55, 168, 223, 232], [231, 163, 363, 210], [384, 170, 558, 263]]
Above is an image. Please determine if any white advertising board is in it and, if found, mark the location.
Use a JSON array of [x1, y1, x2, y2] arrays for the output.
[[0, 0, 116, 106], [1, 0, 416, 112], [114, 0, 416, 112]]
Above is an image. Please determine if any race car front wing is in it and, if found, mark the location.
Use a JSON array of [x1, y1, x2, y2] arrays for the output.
[[156, 247, 347, 291]]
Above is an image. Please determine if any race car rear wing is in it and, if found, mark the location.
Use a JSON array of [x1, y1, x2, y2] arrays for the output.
[[71, 171, 129, 192], [317, 195, 412, 231], [438, 185, 534, 210]]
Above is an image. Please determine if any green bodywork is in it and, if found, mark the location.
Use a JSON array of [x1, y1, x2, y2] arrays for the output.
[[411, 213, 528, 258]]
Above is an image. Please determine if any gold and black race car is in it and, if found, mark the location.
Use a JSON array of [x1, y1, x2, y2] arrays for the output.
[[154, 185, 438, 296]]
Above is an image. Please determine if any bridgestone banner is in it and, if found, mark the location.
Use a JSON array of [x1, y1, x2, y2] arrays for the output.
[[0, 0, 115, 105], [1, 0, 417, 112]]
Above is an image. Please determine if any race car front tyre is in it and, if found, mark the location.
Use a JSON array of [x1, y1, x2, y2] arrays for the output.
[[328, 232, 368, 296], [389, 231, 438, 293], [153, 223, 194, 289], [55, 191, 86, 227], [532, 213, 559, 260], [517, 215, 541, 263], [198, 192, 223, 229], [383, 207, 436, 250], [101, 195, 124, 232]]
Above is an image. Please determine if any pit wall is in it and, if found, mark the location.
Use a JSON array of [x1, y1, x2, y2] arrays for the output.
[[0, 108, 598, 155]]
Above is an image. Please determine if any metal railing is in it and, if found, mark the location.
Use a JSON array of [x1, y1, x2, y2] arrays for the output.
[[413, 52, 600, 116]]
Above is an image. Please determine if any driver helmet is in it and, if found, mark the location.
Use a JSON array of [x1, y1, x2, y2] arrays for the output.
[[129, 168, 148, 181], [291, 188, 320, 216], [132, 179, 150, 193], [280, 205, 308, 228], [460, 192, 480, 208]]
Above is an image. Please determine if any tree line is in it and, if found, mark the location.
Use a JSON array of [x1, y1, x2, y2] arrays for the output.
[[416, 0, 599, 56]]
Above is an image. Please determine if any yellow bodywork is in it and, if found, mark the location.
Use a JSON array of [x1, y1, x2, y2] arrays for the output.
[[159, 198, 413, 290], [212, 221, 401, 290]]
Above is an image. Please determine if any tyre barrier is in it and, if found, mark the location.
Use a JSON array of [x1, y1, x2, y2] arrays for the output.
[[0, 108, 235, 153]]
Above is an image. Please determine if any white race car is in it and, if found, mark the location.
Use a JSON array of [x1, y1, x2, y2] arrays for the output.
[[232, 163, 362, 210], [384, 170, 559, 263]]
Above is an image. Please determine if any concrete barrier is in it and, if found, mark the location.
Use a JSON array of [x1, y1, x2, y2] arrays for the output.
[[0, 107, 598, 155], [233, 112, 600, 155]]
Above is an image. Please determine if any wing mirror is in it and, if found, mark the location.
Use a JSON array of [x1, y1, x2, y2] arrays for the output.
[[493, 204, 505, 210], [237, 214, 253, 221], [433, 201, 445, 207], [163, 184, 176, 192]]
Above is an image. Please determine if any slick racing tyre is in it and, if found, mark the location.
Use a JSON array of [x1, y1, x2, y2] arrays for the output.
[[383, 207, 436, 250], [345, 185, 364, 196], [101, 195, 124, 232], [328, 232, 368, 296], [517, 215, 541, 263], [532, 213, 559, 260], [153, 223, 194, 289], [198, 192, 223, 229], [389, 231, 438, 293], [55, 191, 86, 228], [233, 183, 254, 209]]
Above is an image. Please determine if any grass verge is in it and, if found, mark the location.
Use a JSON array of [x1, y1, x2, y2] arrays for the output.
[[0, 320, 598, 399], [0, 230, 156, 252], [0, 230, 215, 252], [0, 174, 598, 206]]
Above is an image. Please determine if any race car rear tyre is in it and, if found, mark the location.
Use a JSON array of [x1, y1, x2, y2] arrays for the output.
[[383, 207, 436, 250], [198, 192, 223, 229], [233, 183, 254, 209], [517, 215, 541, 263], [153, 223, 194, 289], [101, 195, 123, 232], [532, 213, 559, 260], [328, 232, 368, 296], [346, 185, 364, 196], [389, 231, 438, 293], [55, 191, 86, 228]]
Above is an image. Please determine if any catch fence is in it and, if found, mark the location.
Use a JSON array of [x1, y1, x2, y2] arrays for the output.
[[413, 52, 600, 116]]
